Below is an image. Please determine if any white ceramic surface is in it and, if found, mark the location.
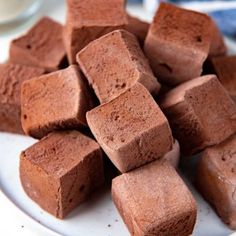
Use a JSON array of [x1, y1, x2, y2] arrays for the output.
[[0, 2, 236, 236]]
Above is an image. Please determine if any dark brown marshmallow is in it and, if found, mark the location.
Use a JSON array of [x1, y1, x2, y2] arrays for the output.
[[144, 3, 213, 86], [77, 30, 160, 104], [87, 83, 173, 173], [112, 160, 197, 236], [21, 65, 93, 139], [20, 131, 104, 219], [161, 75, 236, 155], [64, 0, 128, 64], [9, 17, 66, 72], [0, 63, 44, 134], [196, 135, 236, 229]]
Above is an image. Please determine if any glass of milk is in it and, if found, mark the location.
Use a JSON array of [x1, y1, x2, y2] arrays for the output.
[[0, 0, 42, 25]]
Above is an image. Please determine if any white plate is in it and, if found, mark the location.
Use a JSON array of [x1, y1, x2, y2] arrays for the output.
[[0, 3, 236, 236]]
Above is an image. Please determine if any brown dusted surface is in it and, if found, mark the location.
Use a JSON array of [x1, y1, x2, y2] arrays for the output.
[[161, 75, 236, 155], [0, 63, 44, 134], [149, 3, 212, 51], [87, 83, 173, 173], [144, 3, 213, 85], [20, 131, 104, 218], [21, 65, 93, 139], [10, 17, 66, 72], [64, 0, 127, 64], [20, 154, 61, 217], [66, 0, 127, 28], [196, 135, 236, 229], [112, 160, 197, 236], [64, 25, 126, 64], [77, 29, 160, 104]]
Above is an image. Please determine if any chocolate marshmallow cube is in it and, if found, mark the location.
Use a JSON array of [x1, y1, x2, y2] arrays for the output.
[[125, 14, 149, 45], [10, 17, 66, 72], [144, 3, 213, 86], [87, 83, 173, 173], [112, 160, 197, 236], [208, 55, 236, 102], [20, 131, 104, 219], [196, 135, 236, 229], [0, 63, 44, 134], [161, 75, 236, 155], [64, 0, 128, 64], [77, 30, 160, 104], [21, 65, 93, 139]]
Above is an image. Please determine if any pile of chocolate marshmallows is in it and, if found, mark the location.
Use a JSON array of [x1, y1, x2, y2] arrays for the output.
[[1, 0, 236, 235]]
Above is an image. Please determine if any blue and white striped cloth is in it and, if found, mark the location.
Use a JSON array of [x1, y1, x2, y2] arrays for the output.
[[128, 0, 236, 38]]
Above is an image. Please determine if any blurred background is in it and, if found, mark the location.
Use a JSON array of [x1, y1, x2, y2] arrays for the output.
[[0, 0, 236, 62]]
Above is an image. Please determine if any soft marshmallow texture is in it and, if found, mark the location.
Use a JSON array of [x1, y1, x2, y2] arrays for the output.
[[196, 135, 236, 229], [77, 30, 160, 104], [112, 160, 197, 236], [21, 65, 93, 139], [87, 83, 173, 173], [10, 17, 66, 72], [0, 63, 44, 134], [20, 131, 104, 219], [161, 75, 236, 155], [144, 3, 213, 86], [64, 0, 127, 63]]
